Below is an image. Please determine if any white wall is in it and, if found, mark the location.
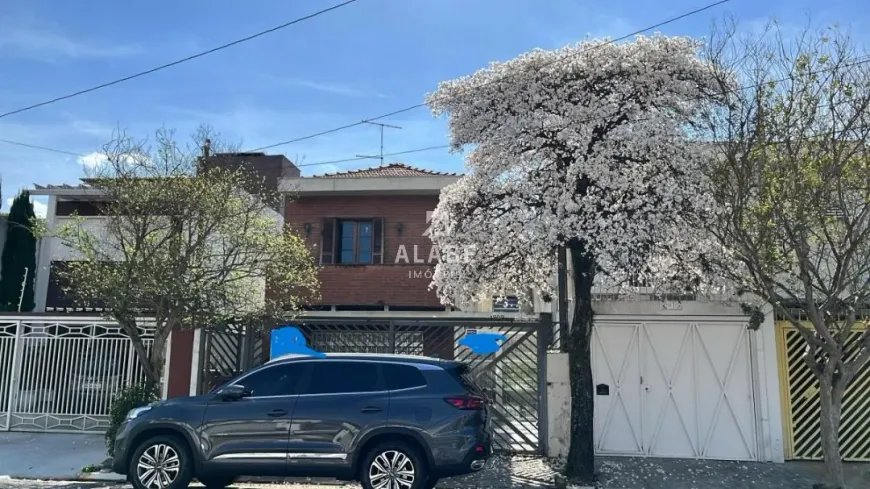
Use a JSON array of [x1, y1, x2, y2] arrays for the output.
[[546, 352, 571, 458], [49, 216, 116, 261], [40, 210, 276, 315], [0, 215, 7, 279]]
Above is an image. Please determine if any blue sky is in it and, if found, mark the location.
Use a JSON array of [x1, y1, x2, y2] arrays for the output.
[[1, 0, 868, 216]]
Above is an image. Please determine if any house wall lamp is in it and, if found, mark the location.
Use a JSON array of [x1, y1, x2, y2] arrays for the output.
[[396, 222, 404, 236], [303, 222, 312, 237]]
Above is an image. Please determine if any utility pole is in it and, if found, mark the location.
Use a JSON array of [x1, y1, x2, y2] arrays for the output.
[[356, 121, 402, 167]]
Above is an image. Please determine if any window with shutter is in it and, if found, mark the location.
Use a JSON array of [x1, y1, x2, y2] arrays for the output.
[[323, 218, 384, 265], [320, 218, 335, 264], [373, 218, 384, 264]]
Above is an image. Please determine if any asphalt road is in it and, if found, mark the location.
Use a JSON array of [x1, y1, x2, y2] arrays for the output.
[[0, 481, 360, 489]]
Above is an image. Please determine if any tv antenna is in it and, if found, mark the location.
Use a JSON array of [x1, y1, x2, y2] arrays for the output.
[[356, 121, 402, 167]]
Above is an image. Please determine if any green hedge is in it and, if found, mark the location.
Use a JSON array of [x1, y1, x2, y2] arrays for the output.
[[105, 382, 159, 457]]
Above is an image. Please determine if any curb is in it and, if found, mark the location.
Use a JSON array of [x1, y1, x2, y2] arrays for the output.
[[1, 472, 127, 484], [78, 472, 126, 482]]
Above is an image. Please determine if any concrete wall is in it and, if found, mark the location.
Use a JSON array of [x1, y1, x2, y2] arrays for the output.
[[546, 352, 571, 458], [0, 216, 7, 279]]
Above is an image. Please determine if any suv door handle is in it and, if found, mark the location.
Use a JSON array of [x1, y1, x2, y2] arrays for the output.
[[361, 406, 383, 414], [268, 409, 288, 417]]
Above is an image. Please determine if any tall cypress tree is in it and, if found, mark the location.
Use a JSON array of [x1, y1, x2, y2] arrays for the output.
[[0, 191, 37, 311]]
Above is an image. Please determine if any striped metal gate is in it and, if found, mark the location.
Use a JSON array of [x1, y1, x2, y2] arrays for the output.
[[777, 321, 870, 460], [290, 316, 549, 455], [0, 316, 154, 432], [197, 323, 265, 394]]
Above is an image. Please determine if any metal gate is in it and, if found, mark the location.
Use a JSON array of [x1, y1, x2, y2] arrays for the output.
[[0, 316, 154, 432], [287, 316, 548, 454], [778, 321, 870, 461], [197, 323, 265, 394]]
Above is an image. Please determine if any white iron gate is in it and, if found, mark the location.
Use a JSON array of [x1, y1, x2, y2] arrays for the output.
[[0, 317, 154, 432], [591, 317, 759, 461]]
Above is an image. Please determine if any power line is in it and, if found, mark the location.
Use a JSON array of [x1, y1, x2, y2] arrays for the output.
[[0, 135, 451, 172], [255, 46, 870, 157], [248, 0, 731, 153], [0, 0, 737, 158], [0, 0, 359, 120], [6, 48, 870, 165], [297, 144, 450, 168], [6, 51, 870, 165], [0, 138, 83, 156]]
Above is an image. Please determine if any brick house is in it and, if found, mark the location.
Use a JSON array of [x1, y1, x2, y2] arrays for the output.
[[21, 155, 537, 399], [9, 154, 790, 465], [282, 163, 458, 311]]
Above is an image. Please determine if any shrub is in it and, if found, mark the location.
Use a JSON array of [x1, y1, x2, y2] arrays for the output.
[[105, 382, 159, 457]]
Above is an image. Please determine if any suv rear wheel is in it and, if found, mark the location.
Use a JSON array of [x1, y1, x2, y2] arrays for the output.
[[128, 434, 193, 489], [360, 440, 428, 489]]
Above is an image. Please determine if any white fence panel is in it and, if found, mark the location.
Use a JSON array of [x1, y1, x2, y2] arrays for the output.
[[0, 317, 154, 433]]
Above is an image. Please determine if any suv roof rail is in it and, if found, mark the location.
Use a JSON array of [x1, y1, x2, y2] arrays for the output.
[[266, 352, 456, 365]]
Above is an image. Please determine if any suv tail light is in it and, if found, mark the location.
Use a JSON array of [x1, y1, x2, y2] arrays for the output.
[[444, 396, 485, 410]]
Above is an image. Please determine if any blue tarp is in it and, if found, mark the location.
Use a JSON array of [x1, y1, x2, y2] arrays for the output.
[[270, 325, 505, 359], [270, 326, 326, 359]]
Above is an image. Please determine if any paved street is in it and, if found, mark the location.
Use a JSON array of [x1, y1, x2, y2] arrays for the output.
[[2, 456, 870, 489]]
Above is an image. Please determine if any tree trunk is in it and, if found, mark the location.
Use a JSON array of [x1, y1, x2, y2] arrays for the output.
[[564, 243, 596, 482], [116, 314, 163, 388], [818, 374, 846, 489], [149, 329, 169, 393]]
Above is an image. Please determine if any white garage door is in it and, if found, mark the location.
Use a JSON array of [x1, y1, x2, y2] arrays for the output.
[[591, 318, 758, 461]]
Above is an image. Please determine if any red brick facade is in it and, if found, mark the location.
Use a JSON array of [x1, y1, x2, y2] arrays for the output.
[[166, 330, 194, 398], [285, 194, 443, 307]]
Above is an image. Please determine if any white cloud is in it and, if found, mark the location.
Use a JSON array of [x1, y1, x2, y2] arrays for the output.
[[0, 16, 142, 61], [31, 200, 47, 218], [5, 197, 47, 218], [77, 152, 108, 168], [261, 74, 390, 99]]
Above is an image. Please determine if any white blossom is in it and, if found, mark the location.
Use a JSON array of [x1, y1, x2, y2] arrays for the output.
[[425, 34, 736, 306]]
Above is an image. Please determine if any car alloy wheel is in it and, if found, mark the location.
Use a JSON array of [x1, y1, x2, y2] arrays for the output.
[[136, 443, 180, 489], [369, 449, 416, 489]]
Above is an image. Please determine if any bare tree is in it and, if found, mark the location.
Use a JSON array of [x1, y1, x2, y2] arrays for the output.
[[41, 127, 320, 387], [700, 18, 870, 488]]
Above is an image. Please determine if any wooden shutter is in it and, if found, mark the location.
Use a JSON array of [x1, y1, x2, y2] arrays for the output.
[[321, 218, 335, 264], [373, 218, 384, 264]]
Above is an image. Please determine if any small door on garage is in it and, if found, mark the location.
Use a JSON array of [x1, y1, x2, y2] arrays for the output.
[[592, 318, 759, 461]]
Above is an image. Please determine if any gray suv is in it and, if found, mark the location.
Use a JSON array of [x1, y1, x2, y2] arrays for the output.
[[111, 353, 492, 489]]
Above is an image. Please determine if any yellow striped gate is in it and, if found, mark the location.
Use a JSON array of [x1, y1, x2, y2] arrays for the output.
[[776, 321, 870, 460]]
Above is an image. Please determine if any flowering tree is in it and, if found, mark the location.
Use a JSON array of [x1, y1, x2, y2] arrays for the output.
[[425, 35, 723, 480], [42, 128, 320, 388], [698, 20, 870, 488]]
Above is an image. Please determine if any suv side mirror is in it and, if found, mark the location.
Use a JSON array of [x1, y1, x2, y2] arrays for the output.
[[220, 384, 250, 401]]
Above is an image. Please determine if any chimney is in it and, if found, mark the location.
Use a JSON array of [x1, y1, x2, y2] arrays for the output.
[[198, 152, 300, 209]]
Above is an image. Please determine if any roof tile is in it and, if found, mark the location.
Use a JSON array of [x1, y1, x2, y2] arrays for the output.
[[310, 163, 459, 179]]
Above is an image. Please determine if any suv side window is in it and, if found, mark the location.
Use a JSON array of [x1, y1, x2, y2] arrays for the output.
[[384, 363, 427, 390], [238, 362, 306, 397], [303, 361, 381, 395]]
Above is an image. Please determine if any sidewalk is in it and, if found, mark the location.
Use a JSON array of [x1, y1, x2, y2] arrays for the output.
[[2, 432, 869, 488], [0, 433, 106, 480], [0, 433, 559, 488]]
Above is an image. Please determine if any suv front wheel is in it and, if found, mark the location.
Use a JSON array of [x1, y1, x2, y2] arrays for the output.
[[360, 441, 428, 489], [128, 434, 193, 489]]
